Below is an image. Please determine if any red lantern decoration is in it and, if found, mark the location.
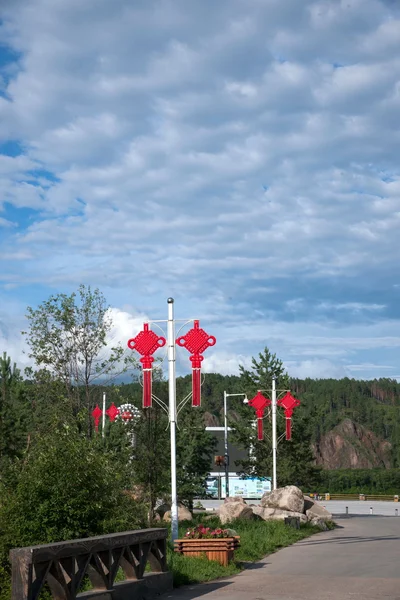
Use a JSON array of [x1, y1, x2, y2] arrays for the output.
[[91, 404, 102, 433], [105, 402, 119, 422], [176, 320, 216, 407], [248, 391, 271, 440], [127, 324, 166, 408], [118, 403, 140, 423], [277, 392, 301, 440]]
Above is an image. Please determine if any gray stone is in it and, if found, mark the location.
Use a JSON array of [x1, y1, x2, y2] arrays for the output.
[[219, 498, 254, 525], [306, 503, 332, 522], [224, 495, 247, 503], [309, 517, 330, 531], [260, 485, 305, 514], [163, 505, 192, 522], [303, 495, 315, 512], [253, 506, 307, 523], [284, 516, 301, 529], [155, 503, 171, 519]]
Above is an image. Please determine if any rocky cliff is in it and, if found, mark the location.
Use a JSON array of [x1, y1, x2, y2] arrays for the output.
[[313, 418, 392, 469]]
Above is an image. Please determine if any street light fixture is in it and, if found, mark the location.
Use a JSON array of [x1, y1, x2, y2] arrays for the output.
[[223, 391, 247, 498]]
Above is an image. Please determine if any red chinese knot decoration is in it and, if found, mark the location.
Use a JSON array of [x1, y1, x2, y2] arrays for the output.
[[176, 320, 216, 407], [105, 402, 119, 422], [127, 324, 166, 408], [248, 391, 271, 440], [91, 405, 102, 432], [277, 392, 301, 440]]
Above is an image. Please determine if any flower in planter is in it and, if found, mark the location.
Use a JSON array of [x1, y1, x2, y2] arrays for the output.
[[184, 524, 233, 539]]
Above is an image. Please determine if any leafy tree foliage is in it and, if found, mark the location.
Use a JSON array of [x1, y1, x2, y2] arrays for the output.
[[231, 347, 321, 488], [319, 468, 400, 494], [0, 427, 146, 600], [176, 405, 217, 511], [0, 353, 27, 465], [23, 285, 137, 434], [239, 347, 289, 395]]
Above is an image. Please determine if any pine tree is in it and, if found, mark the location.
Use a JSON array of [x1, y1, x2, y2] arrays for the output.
[[233, 346, 321, 489]]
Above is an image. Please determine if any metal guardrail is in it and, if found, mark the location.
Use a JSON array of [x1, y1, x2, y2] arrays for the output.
[[307, 493, 399, 502], [10, 528, 173, 600]]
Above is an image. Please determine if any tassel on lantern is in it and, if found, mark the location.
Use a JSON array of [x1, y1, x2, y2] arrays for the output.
[[192, 368, 201, 407], [142, 361, 153, 408], [285, 415, 292, 440], [257, 415, 264, 441]]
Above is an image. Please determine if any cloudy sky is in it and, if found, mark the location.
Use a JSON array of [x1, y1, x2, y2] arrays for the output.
[[1, 0, 400, 380]]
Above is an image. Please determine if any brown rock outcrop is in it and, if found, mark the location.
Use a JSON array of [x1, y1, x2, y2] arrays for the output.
[[313, 419, 391, 469]]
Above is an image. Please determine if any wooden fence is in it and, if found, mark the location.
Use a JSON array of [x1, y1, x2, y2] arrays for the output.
[[10, 528, 173, 600]]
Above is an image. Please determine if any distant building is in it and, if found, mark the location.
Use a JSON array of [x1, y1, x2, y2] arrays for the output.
[[204, 427, 271, 499]]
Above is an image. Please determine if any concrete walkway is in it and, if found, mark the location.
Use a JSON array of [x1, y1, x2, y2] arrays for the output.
[[166, 517, 400, 600]]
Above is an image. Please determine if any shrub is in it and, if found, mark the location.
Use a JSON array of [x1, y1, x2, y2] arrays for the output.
[[0, 428, 146, 600]]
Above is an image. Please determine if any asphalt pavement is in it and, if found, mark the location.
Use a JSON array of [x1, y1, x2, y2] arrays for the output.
[[167, 516, 400, 599]]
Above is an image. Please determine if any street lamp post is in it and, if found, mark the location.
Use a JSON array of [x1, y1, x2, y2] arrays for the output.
[[272, 376, 277, 491], [127, 299, 216, 543], [223, 391, 247, 498], [167, 298, 179, 541], [246, 377, 300, 491]]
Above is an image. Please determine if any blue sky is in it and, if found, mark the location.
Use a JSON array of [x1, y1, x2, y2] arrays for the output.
[[1, 0, 400, 379]]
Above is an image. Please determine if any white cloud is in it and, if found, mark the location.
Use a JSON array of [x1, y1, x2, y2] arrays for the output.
[[285, 359, 347, 379], [203, 351, 252, 376], [1, 0, 400, 380]]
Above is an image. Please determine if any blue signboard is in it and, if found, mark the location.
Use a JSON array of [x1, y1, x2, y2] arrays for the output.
[[205, 476, 271, 499]]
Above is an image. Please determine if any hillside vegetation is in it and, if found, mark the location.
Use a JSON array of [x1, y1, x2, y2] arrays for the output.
[[119, 373, 400, 469]]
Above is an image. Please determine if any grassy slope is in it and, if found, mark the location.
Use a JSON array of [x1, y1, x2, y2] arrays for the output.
[[168, 516, 322, 587]]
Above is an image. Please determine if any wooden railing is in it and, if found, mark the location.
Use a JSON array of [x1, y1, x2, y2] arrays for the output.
[[10, 528, 172, 600]]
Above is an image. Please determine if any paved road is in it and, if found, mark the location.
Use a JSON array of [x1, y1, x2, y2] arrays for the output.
[[200, 499, 400, 517], [167, 517, 400, 600]]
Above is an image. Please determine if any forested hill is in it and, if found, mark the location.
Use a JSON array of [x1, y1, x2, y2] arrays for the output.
[[120, 374, 400, 468]]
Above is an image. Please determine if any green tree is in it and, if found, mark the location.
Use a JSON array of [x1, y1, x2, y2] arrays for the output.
[[233, 346, 320, 489], [128, 404, 170, 522], [23, 285, 137, 435], [0, 354, 26, 464], [239, 347, 289, 395], [0, 427, 146, 600], [176, 405, 217, 511], [0, 352, 20, 406]]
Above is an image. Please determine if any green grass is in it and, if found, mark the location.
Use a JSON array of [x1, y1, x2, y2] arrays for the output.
[[167, 515, 323, 587]]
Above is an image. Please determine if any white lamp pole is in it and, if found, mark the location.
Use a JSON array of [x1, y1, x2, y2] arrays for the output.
[[102, 391, 106, 438], [167, 298, 179, 542], [272, 375, 277, 490], [223, 391, 229, 497]]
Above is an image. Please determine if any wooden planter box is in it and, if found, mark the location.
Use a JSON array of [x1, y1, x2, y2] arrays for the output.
[[174, 537, 240, 566]]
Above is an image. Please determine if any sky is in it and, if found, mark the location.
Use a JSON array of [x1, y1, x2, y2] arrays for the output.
[[1, 0, 400, 380]]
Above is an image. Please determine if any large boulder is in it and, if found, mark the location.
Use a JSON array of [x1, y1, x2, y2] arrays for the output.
[[306, 502, 332, 522], [155, 503, 172, 519], [253, 506, 307, 523], [163, 505, 193, 522], [309, 517, 329, 531], [303, 495, 315, 512], [260, 486, 305, 514], [219, 496, 254, 525]]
